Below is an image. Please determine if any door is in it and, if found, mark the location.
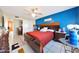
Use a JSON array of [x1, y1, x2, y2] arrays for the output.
[[8, 21, 13, 32]]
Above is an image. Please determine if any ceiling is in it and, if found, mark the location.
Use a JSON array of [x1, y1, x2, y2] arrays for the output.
[[0, 6, 76, 20]]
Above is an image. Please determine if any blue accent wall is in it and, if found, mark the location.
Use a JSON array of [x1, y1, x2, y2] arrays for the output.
[[36, 7, 78, 28], [76, 7, 79, 24]]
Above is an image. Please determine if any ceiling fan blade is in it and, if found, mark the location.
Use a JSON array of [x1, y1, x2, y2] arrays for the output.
[[37, 13, 42, 15], [24, 9, 29, 12], [24, 9, 32, 15], [34, 12, 42, 15]]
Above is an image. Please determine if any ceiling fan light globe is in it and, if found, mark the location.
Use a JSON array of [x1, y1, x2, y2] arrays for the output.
[[32, 13, 36, 17], [34, 10, 38, 13]]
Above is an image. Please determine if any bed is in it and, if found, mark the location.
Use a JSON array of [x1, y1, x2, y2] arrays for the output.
[[24, 22, 60, 53]]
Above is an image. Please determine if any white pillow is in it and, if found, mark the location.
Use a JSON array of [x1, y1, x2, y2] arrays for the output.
[[47, 29, 54, 32], [40, 27, 48, 32], [43, 27, 48, 30]]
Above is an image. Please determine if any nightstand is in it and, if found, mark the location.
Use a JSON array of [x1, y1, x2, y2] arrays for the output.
[[54, 32, 66, 40]]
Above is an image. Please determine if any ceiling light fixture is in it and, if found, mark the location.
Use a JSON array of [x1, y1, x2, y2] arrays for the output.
[[31, 13, 36, 17], [24, 8, 42, 18]]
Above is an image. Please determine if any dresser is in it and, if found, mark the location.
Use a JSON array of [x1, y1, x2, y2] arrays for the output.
[[54, 32, 65, 40], [17, 26, 23, 35]]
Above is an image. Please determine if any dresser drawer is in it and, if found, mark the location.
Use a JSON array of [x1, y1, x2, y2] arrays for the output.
[[55, 32, 65, 40]]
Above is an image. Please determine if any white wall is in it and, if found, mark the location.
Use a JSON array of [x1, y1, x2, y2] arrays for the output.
[[0, 9, 3, 26], [23, 19, 35, 33], [4, 16, 8, 30]]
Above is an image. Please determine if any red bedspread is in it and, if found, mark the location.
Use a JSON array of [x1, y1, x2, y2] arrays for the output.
[[26, 31, 54, 46]]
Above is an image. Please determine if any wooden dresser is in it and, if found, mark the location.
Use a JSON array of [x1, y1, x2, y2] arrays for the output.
[[54, 32, 65, 40], [17, 26, 23, 35]]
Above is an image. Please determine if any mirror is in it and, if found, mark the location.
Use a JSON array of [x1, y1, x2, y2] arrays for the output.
[[0, 16, 2, 27], [0, 16, 4, 27]]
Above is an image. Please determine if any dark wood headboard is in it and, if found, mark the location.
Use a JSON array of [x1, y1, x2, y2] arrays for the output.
[[39, 22, 60, 31]]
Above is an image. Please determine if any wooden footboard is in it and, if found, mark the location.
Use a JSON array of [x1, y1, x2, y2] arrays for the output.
[[24, 33, 43, 53]]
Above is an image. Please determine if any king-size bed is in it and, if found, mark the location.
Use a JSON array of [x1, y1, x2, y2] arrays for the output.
[[24, 22, 60, 53]]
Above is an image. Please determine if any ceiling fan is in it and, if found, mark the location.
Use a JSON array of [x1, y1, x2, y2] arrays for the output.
[[24, 8, 42, 18]]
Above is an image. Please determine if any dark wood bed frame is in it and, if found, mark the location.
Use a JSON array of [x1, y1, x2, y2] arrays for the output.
[[24, 22, 60, 53]]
